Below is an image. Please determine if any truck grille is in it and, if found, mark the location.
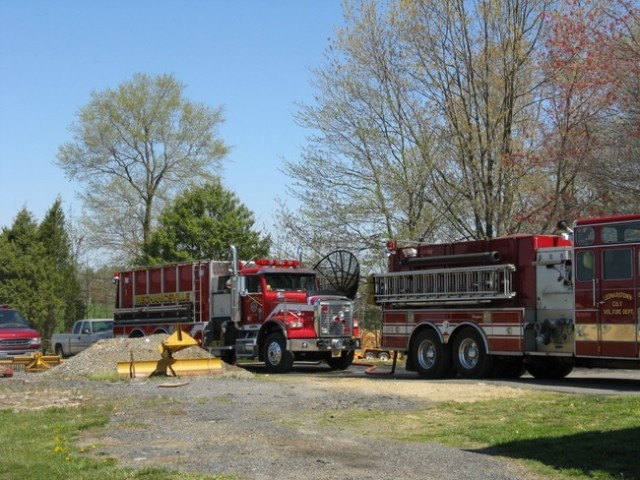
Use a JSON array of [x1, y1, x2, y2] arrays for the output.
[[317, 301, 354, 337], [0, 339, 31, 346]]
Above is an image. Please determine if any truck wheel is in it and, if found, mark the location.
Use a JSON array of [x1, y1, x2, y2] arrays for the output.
[[54, 344, 65, 359], [363, 351, 376, 360], [221, 350, 237, 366], [452, 328, 493, 379], [411, 330, 451, 379], [490, 357, 525, 379], [263, 332, 293, 373], [326, 350, 355, 370], [526, 358, 574, 379], [378, 352, 390, 361]]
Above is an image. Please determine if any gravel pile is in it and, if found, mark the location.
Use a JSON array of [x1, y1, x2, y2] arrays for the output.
[[41, 335, 253, 379]]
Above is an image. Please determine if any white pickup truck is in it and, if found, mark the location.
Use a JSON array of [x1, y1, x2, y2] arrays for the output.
[[51, 318, 113, 357]]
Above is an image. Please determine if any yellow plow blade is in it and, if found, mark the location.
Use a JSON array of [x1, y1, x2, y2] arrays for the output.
[[117, 356, 223, 379], [0, 352, 62, 372], [159, 325, 199, 357], [118, 322, 223, 378]]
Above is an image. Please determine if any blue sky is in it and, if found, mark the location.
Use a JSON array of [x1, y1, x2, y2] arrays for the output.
[[0, 0, 344, 235]]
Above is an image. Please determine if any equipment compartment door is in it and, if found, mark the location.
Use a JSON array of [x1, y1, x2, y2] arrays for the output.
[[597, 246, 638, 357], [574, 249, 600, 356], [381, 311, 409, 350]]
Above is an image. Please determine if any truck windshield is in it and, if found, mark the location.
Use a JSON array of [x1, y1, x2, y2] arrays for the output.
[[0, 310, 29, 328], [264, 274, 317, 292], [93, 320, 113, 333]]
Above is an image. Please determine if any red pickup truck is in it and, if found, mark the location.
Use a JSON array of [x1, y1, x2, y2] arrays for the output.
[[0, 306, 42, 356]]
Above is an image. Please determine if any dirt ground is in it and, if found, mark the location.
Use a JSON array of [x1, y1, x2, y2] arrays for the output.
[[1, 338, 547, 479], [3, 373, 540, 480], [0, 335, 530, 410]]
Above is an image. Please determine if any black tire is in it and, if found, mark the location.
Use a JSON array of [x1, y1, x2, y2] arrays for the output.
[[326, 350, 355, 370], [452, 328, 494, 379], [410, 330, 451, 379], [263, 332, 294, 373], [363, 351, 376, 360], [502, 358, 526, 378], [489, 357, 525, 379], [54, 344, 65, 358], [220, 321, 237, 365], [221, 350, 237, 366], [378, 352, 390, 361], [526, 358, 574, 379]]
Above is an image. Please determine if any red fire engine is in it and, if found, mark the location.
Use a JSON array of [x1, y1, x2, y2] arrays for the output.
[[113, 247, 361, 373], [369, 214, 640, 379]]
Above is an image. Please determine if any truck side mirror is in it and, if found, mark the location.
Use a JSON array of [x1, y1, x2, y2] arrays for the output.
[[235, 276, 246, 295]]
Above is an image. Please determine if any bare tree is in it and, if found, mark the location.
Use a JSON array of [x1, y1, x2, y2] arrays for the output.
[[398, 0, 553, 238], [584, 1, 640, 213], [281, 0, 553, 255], [280, 1, 442, 258]]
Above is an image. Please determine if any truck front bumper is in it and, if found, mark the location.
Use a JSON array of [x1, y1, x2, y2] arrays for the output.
[[289, 337, 361, 352]]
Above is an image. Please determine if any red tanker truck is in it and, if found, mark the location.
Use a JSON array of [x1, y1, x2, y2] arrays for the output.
[[369, 214, 640, 379], [113, 247, 361, 373]]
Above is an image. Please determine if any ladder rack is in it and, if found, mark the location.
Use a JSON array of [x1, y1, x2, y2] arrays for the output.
[[371, 264, 516, 305]]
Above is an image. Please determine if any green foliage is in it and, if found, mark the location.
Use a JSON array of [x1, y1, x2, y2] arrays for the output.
[[56, 73, 229, 263], [143, 181, 271, 264], [0, 201, 85, 341], [38, 199, 85, 333]]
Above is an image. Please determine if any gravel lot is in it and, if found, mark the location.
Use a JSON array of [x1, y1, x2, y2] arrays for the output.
[[1, 337, 542, 480]]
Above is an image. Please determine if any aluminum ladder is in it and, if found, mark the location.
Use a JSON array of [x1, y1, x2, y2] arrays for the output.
[[370, 264, 517, 305]]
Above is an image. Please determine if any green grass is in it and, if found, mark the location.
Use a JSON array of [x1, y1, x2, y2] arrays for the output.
[[2, 381, 639, 480], [316, 393, 640, 479], [86, 371, 123, 382], [0, 405, 233, 480]]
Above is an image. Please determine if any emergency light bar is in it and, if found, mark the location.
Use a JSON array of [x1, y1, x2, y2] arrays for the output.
[[254, 258, 301, 267]]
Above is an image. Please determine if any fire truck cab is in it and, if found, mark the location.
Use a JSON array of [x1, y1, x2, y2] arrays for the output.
[[370, 214, 640, 379]]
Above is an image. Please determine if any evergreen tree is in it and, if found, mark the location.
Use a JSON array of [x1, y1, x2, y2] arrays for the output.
[[38, 198, 85, 332], [0, 202, 85, 346], [0, 209, 49, 331], [144, 181, 271, 264]]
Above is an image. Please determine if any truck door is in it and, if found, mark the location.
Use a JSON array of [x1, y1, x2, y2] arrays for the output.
[[241, 275, 263, 325], [70, 321, 89, 355], [597, 246, 637, 357], [574, 243, 638, 358], [574, 246, 598, 356]]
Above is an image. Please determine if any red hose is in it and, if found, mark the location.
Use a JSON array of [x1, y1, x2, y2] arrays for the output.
[[363, 351, 399, 376]]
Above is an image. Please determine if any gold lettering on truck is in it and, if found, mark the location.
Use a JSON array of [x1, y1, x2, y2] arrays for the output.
[[602, 292, 633, 301], [135, 291, 192, 305], [601, 291, 634, 317]]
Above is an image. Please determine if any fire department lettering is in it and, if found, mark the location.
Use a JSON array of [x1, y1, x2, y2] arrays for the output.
[[135, 292, 192, 305], [602, 292, 633, 302], [602, 291, 633, 316]]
